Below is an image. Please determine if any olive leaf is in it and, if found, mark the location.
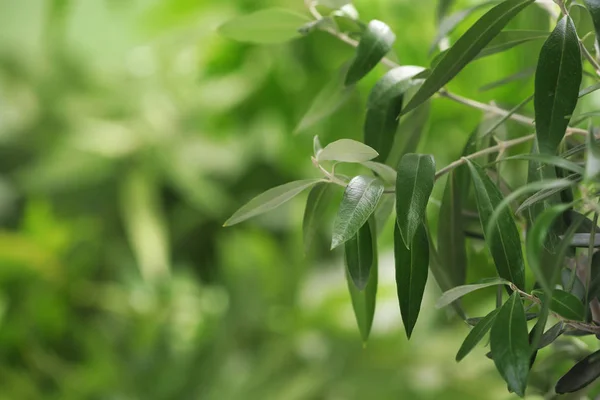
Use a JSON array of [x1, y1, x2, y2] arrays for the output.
[[218, 9, 310, 44], [345, 20, 396, 85]]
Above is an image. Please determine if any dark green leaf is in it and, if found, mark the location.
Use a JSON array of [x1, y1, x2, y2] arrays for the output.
[[491, 153, 585, 175], [345, 20, 396, 85], [534, 16, 582, 154], [556, 349, 600, 394], [395, 153, 436, 248], [386, 102, 431, 167], [587, 127, 600, 180], [584, 0, 600, 48], [538, 322, 564, 349], [303, 183, 335, 254], [457, 308, 500, 362], [318, 139, 379, 163], [224, 179, 321, 226], [345, 219, 378, 342], [403, 0, 535, 114], [345, 220, 375, 290], [562, 269, 586, 300], [550, 289, 585, 320], [364, 96, 403, 162], [490, 292, 530, 397], [466, 160, 525, 290], [394, 222, 429, 338], [332, 175, 384, 249], [218, 9, 310, 44], [367, 66, 425, 109], [436, 278, 509, 308]]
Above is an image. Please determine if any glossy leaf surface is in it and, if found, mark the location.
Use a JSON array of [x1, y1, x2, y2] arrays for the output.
[[456, 308, 500, 362], [345, 20, 396, 85]]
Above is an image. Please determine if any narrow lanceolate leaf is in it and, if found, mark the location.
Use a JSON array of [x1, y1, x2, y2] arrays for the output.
[[394, 222, 429, 339], [403, 0, 535, 114], [493, 153, 584, 176], [224, 179, 320, 226], [296, 64, 355, 134], [362, 161, 397, 184], [456, 308, 500, 362], [387, 102, 431, 167], [364, 97, 403, 163], [466, 160, 525, 290], [436, 0, 457, 23], [490, 292, 530, 397], [218, 9, 310, 44], [556, 349, 600, 394], [345, 20, 396, 85], [548, 289, 585, 321], [538, 322, 564, 349], [534, 16, 582, 154], [436, 278, 509, 308], [367, 66, 426, 109], [479, 67, 535, 92], [396, 154, 435, 248], [580, 82, 600, 98], [332, 176, 384, 249], [584, 0, 600, 48], [345, 219, 378, 342], [587, 128, 600, 180], [303, 183, 335, 254], [345, 218, 375, 290], [317, 139, 379, 163]]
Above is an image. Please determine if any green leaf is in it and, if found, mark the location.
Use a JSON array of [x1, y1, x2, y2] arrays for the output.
[[579, 82, 600, 98], [313, 135, 323, 157], [395, 153, 436, 248], [456, 308, 500, 362], [317, 139, 379, 163], [373, 193, 395, 234], [584, 0, 600, 48], [224, 179, 321, 226], [479, 67, 535, 92], [534, 16, 582, 154], [515, 178, 578, 215], [437, 0, 457, 22], [331, 175, 384, 249], [218, 9, 310, 44], [387, 102, 431, 167], [490, 292, 530, 397], [466, 160, 525, 290], [537, 289, 585, 321], [436, 278, 509, 308], [394, 222, 429, 338], [345, 220, 375, 290], [556, 349, 600, 394], [303, 183, 335, 254], [345, 20, 396, 85], [345, 218, 378, 342], [403, 0, 535, 114], [538, 322, 564, 349], [587, 127, 600, 180], [362, 161, 397, 184], [367, 66, 426, 109], [364, 97, 403, 163], [296, 64, 355, 134], [491, 153, 585, 175], [318, 0, 351, 9]]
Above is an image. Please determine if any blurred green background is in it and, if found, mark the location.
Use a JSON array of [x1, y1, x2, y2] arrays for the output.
[[0, 0, 599, 398]]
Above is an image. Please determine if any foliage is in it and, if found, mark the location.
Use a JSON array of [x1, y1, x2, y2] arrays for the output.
[[223, 0, 600, 396]]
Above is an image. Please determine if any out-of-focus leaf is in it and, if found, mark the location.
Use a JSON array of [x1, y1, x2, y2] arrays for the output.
[[490, 292, 530, 397], [345, 20, 396, 85], [373, 193, 395, 234], [318, 0, 351, 9], [345, 218, 378, 342], [562, 269, 586, 300], [367, 66, 426, 109], [587, 128, 600, 180], [534, 16, 582, 154], [296, 64, 355, 134], [572, 111, 600, 126], [403, 0, 535, 114], [394, 222, 429, 338], [456, 308, 500, 361], [466, 160, 525, 290], [583, 0, 600, 47], [556, 349, 600, 394], [515, 178, 578, 215], [224, 179, 321, 226], [331, 175, 384, 249], [395, 153, 435, 248], [387, 102, 431, 167], [538, 322, 564, 349], [218, 9, 310, 44], [345, 219, 375, 290], [317, 139, 379, 163], [303, 183, 335, 254], [580, 82, 600, 98], [364, 96, 403, 163], [314, 135, 323, 157], [479, 67, 535, 92], [437, 0, 457, 22], [492, 153, 584, 175], [436, 278, 509, 309], [362, 161, 397, 183]]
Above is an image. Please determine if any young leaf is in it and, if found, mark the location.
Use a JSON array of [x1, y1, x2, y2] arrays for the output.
[[303, 183, 335, 254], [364, 96, 404, 162], [490, 292, 530, 397], [466, 160, 525, 290], [296, 64, 355, 134], [403, 0, 535, 114], [362, 161, 397, 184], [395, 153, 436, 248], [313, 135, 323, 157], [345, 220, 375, 290], [436, 278, 509, 308], [367, 66, 426, 109], [224, 179, 321, 226], [586, 127, 600, 180], [218, 9, 310, 44], [317, 139, 379, 163], [394, 222, 429, 338], [556, 349, 600, 394], [534, 16, 582, 154], [331, 175, 384, 249], [345, 219, 378, 342], [456, 308, 500, 362], [345, 20, 396, 85]]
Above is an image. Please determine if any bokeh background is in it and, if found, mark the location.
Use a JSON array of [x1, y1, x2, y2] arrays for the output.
[[0, 0, 599, 398]]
